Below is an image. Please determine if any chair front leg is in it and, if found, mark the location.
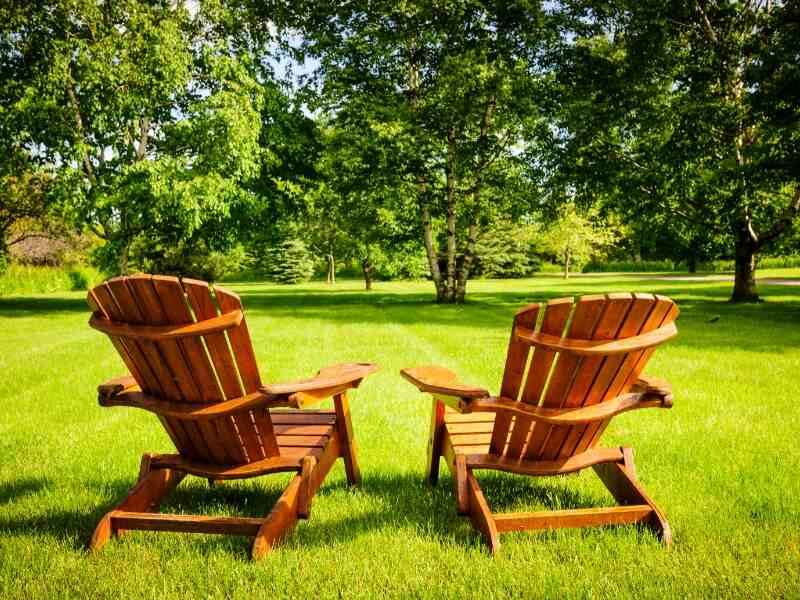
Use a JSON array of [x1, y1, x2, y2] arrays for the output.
[[334, 392, 361, 485], [426, 398, 446, 485]]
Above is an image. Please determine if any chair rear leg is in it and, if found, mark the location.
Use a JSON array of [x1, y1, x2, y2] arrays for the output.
[[593, 447, 672, 548], [90, 453, 185, 551], [334, 392, 361, 485]]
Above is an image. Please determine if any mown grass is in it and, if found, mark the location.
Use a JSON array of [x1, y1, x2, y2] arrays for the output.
[[1, 274, 799, 599]]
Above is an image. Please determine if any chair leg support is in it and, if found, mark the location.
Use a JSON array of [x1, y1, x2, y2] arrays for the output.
[[454, 455, 469, 515], [465, 470, 500, 554], [593, 453, 672, 548], [89, 457, 186, 552], [426, 399, 446, 485], [334, 392, 361, 486], [251, 475, 303, 560]]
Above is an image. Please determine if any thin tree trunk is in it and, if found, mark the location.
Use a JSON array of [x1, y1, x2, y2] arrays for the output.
[[420, 193, 445, 302], [118, 239, 130, 276], [326, 253, 335, 284], [455, 221, 480, 303], [731, 220, 760, 302], [361, 258, 373, 291], [563, 248, 571, 279]]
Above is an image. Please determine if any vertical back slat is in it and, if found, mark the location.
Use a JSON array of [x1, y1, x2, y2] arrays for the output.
[[563, 293, 657, 456], [489, 304, 539, 455], [583, 297, 680, 450], [524, 295, 606, 459], [504, 298, 573, 459], [127, 275, 227, 464], [538, 293, 633, 460], [149, 276, 248, 463], [182, 279, 267, 462], [101, 278, 200, 458], [215, 286, 279, 458]]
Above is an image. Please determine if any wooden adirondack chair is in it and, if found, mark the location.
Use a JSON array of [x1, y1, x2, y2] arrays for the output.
[[401, 293, 678, 553], [86, 274, 377, 559]]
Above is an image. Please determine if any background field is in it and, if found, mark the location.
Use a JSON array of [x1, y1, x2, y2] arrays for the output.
[[1, 274, 799, 599]]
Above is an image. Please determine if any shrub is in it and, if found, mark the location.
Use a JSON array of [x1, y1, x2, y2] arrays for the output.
[[473, 221, 540, 279], [67, 269, 90, 291], [260, 238, 315, 284], [134, 240, 252, 282], [583, 260, 678, 273]]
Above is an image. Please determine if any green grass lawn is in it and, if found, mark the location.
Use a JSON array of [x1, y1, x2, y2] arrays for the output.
[[1, 274, 799, 598]]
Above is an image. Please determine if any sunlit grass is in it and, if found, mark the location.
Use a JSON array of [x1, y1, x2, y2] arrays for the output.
[[1, 275, 799, 598]]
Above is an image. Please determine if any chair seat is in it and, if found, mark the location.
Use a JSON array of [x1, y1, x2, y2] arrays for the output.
[[444, 408, 496, 455], [271, 409, 337, 458]]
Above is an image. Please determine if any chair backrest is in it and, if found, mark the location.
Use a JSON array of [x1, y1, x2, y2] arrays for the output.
[[88, 274, 279, 465], [490, 293, 679, 461]]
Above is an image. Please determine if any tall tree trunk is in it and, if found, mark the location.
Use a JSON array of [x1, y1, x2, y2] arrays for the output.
[[326, 253, 336, 284], [420, 194, 445, 302], [361, 258, 373, 291], [563, 248, 571, 279], [731, 220, 760, 302], [455, 220, 480, 303], [442, 127, 458, 304]]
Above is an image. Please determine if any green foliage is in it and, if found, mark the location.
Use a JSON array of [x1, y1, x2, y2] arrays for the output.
[[133, 240, 251, 282], [473, 221, 541, 279], [1, 1, 270, 274], [260, 238, 315, 284], [540, 204, 619, 277]]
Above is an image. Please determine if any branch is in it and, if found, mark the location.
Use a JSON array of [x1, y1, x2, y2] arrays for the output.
[[757, 186, 800, 247], [696, 0, 719, 45], [136, 116, 150, 161], [6, 232, 59, 247], [65, 80, 96, 185]]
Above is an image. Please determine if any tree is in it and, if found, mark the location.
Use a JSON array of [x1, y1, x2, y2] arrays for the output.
[[541, 204, 618, 278], [1, 1, 266, 275], [545, 0, 800, 301], [259, 1, 553, 302]]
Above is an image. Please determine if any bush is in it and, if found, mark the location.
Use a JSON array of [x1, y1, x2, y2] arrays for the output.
[[473, 221, 540, 279], [133, 240, 252, 282], [583, 260, 679, 273], [259, 238, 314, 284], [67, 269, 90, 291]]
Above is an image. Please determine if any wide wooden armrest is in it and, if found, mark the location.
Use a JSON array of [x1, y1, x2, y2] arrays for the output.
[[463, 388, 672, 424], [90, 310, 243, 341], [630, 375, 673, 407], [260, 362, 379, 408], [98, 375, 139, 401], [514, 321, 677, 356], [99, 388, 275, 420], [400, 365, 490, 400]]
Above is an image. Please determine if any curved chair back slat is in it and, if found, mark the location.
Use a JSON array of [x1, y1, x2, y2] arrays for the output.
[[88, 274, 279, 465], [492, 293, 679, 462]]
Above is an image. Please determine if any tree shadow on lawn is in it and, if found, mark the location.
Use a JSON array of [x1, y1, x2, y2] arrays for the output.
[[0, 296, 89, 318], [0, 476, 51, 505], [0, 470, 621, 557]]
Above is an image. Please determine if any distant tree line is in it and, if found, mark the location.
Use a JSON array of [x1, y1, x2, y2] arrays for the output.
[[1, 1, 798, 302]]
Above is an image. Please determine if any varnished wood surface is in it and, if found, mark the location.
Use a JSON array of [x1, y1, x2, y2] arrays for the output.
[[87, 274, 375, 559], [402, 292, 679, 553]]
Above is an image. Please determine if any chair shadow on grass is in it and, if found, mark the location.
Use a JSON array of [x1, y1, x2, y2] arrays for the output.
[[0, 470, 614, 557]]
